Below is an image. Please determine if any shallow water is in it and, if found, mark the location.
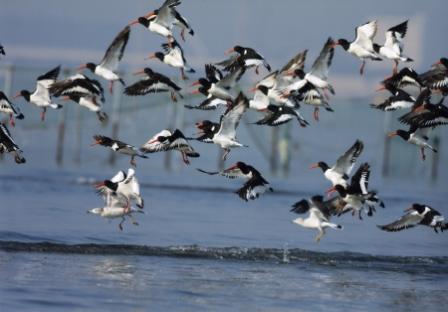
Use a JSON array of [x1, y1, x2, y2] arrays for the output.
[[1, 169, 448, 311]]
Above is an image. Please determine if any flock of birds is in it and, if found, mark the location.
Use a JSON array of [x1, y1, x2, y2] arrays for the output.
[[1, 0, 448, 241]]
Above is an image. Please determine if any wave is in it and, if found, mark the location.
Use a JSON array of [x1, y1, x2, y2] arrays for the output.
[[1, 240, 447, 269]]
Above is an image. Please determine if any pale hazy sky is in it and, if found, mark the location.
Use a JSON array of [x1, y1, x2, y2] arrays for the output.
[[1, 0, 447, 75]]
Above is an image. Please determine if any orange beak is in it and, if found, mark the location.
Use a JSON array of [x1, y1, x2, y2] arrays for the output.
[[284, 70, 296, 76], [375, 85, 386, 92], [61, 96, 71, 101], [248, 87, 257, 93], [224, 47, 235, 55], [145, 53, 156, 60], [90, 140, 100, 147], [310, 163, 319, 169], [133, 69, 146, 76], [326, 186, 337, 196], [224, 163, 238, 171], [191, 89, 200, 95], [190, 81, 201, 87], [13, 92, 22, 99], [387, 131, 397, 138], [128, 19, 139, 26], [77, 64, 87, 72]]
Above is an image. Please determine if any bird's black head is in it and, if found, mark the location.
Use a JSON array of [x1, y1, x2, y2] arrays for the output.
[[143, 67, 154, 76], [85, 63, 96, 72], [68, 95, 81, 102], [311, 161, 329, 172], [138, 17, 150, 27], [257, 85, 269, 95], [233, 46, 244, 54], [19, 90, 31, 101], [92, 135, 113, 147], [198, 78, 211, 87], [196, 120, 215, 131], [439, 58, 448, 68], [336, 39, 350, 51], [104, 180, 118, 192], [266, 104, 279, 112], [293, 69, 306, 79], [0, 91, 6, 99], [410, 203, 426, 214], [235, 161, 251, 174], [334, 185, 347, 197], [154, 52, 165, 61], [394, 129, 410, 141]]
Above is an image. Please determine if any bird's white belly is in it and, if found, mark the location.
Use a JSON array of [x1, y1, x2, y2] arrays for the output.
[[213, 135, 241, 149], [79, 97, 100, 112], [96, 67, 119, 81], [348, 45, 374, 59], [101, 207, 126, 218], [380, 46, 399, 60], [325, 170, 345, 187], [30, 94, 51, 107], [306, 74, 328, 88], [164, 54, 184, 68], [149, 22, 172, 37], [245, 59, 263, 67]]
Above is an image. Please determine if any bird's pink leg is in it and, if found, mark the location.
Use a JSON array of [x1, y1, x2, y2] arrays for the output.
[[360, 60, 366, 75], [171, 91, 177, 102], [40, 108, 46, 122], [109, 81, 114, 94], [9, 114, 15, 127], [181, 68, 187, 80], [393, 60, 398, 75], [130, 156, 137, 167], [222, 148, 230, 161], [181, 152, 190, 165], [313, 108, 320, 122], [255, 66, 260, 75]]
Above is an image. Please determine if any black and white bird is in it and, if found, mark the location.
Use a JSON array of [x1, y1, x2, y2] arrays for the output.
[[195, 92, 249, 160], [291, 195, 343, 242], [419, 58, 448, 95], [124, 67, 183, 102], [378, 67, 423, 91], [388, 126, 437, 161], [140, 129, 199, 164], [289, 80, 334, 121], [371, 85, 415, 111], [373, 20, 413, 74], [0, 123, 25, 164], [88, 195, 143, 231], [147, 37, 195, 80], [14, 65, 62, 121], [78, 26, 130, 93], [91, 135, 148, 167], [254, 104, 308, 127], [378, 203, 447, 233], [49, 73, 105, 103], [332, 163, 385, 219], [194, 120, 220, 143], [285, 37, 336, 98], [130, 0, 194, 41], [95, 168, 144, 209], [197, 161, 273, 201], [311, 139, 364, 192], [217, 45, 271, 74], [0, 44, 5, 57], [399, 88, 448, 128], [0, 91, 24, 127], [335, 20, 382, 75], [62, 95, 108, 123], [191, 64, 245, 102]]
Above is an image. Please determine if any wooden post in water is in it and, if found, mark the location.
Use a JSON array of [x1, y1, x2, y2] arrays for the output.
[[270, 127, 279, 175], [279, 122, 291, 177], [73, 106, 83, 164], [381, 112, 392, 177]]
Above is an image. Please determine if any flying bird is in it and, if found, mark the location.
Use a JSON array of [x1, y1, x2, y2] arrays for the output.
[[49, 73, 105, 103], [0, 91, 24, 127], [378, 203, 447, 233], [124, 67, 183, 102], [140, 129, 199, 164], [217, 45, 271, 74], [0, 123, 26, 164], [95, 168, 144, 209], [197, 161, 273, 201], [91, 135, 148, 167], [334, 20, 382, 75], [78, 26, 130, 93], [291, 195, 343, 242], [61, 95, 108, 123], [388, 126, 437, 161], [373, 20, 413, 74], [147, 37, 195, 80], [195, 92, 249, 160], [14, 65, 62, 121], [311, 139, 364, 192], [253, 104, 308, 127]]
